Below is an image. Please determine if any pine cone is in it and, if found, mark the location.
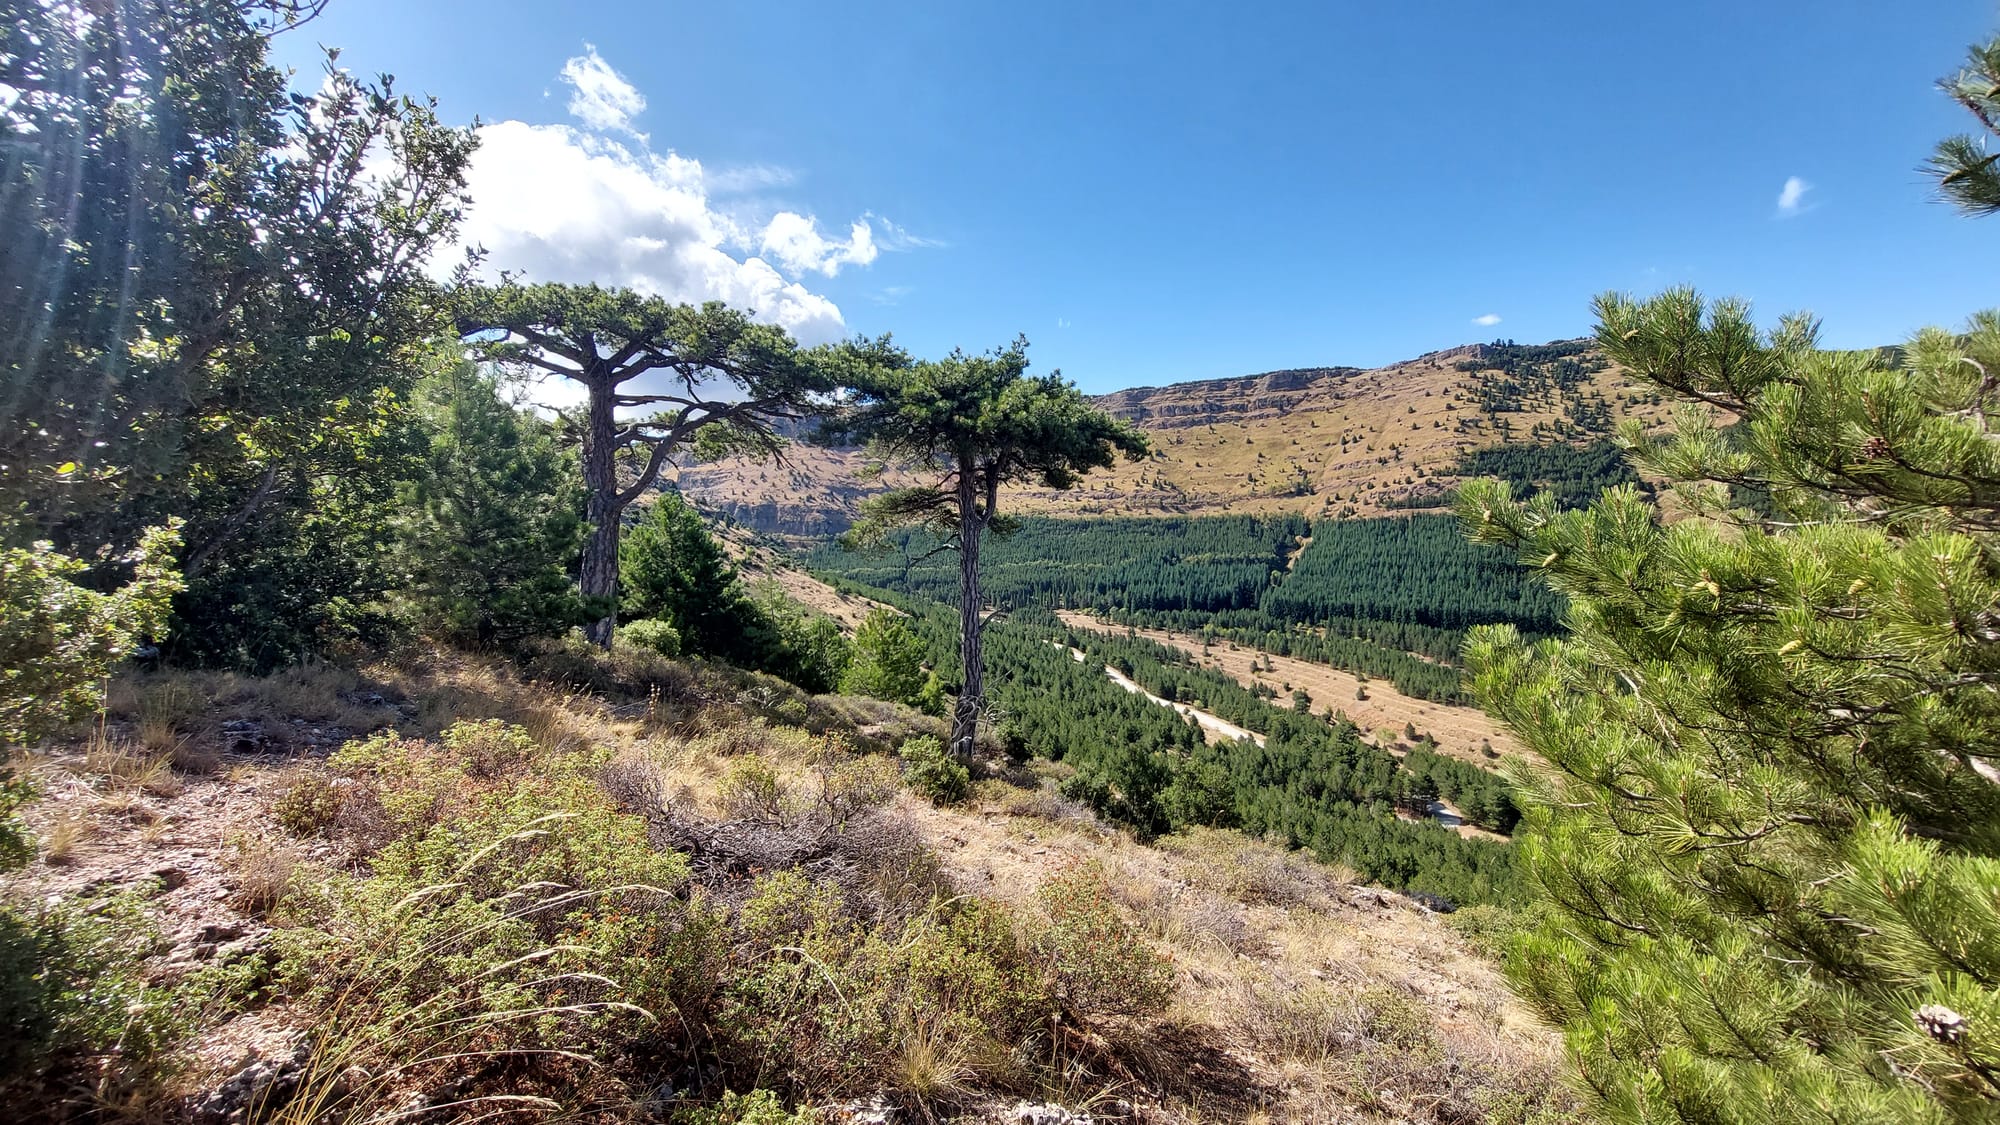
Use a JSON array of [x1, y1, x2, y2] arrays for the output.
[[1915, 1004, 1969, 1044], [1862, 436, 1892, 459]]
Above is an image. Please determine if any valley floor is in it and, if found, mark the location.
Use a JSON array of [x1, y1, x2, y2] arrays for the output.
[[1054, 612, 1528, 769]]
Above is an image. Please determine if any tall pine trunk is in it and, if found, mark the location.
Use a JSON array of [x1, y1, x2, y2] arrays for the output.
[[951, 469, 984, 760], [580, 376, 620, 647]]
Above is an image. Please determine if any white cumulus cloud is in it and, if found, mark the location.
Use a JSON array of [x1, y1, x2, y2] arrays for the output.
[[1472, 313, 1502, 327], [759, 212, 878, 276], [443, 45, 936, 353], [1777, 176, 1812, 217], [452, 122, 853, 344], [561, 45, 646, 138]]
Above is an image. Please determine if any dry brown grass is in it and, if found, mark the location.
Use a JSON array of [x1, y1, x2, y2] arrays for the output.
[[37, 645, 1566, 1124], [40, 814, 90, 865], [228, 834, 300, 915]]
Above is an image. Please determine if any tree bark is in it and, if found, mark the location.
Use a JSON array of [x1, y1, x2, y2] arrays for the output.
[[580, 374, 621, 647], [951, 466, 985, 760]]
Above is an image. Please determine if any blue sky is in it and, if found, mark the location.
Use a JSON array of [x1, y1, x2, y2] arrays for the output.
[[274, 1, 1998, 393]]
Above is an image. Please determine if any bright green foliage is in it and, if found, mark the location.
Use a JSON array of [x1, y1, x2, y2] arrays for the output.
[[898, 735, 970, 805], [1459, 292, 2000, 1123], [622, 491, 750, 654], [1929, 33, 2000, 216], [1, 1, 474, 668], [674, 1089, 821, 1125], [401, 363, 583, 646], [840, 609, 943, 713], [829, 339, 1149, 757], [740, 583, 852, 695], [618, 617, 684, 658], [621, 494, 848, 691], [0, 525, 182, 751], [0, 891, 194, 1105], [0, 524, 182, 869]]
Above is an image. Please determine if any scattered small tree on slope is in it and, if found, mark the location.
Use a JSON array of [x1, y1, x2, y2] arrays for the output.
[[401, 362, 583, 647], [840, 608, 944, 714], [831, 340, 1147, 758], [1458, 290, 2000, 1123], [620, 489, 745, 656]]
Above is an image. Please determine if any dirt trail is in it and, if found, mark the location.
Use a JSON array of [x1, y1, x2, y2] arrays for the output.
[[1052, 642, 1265, 746], [1049, 642, 1514, 841], [1057, 611, 1537, 770]]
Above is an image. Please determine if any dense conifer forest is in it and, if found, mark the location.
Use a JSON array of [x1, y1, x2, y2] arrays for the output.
[[818, 580, 1524, 905], [808, 511, 1565, 703]]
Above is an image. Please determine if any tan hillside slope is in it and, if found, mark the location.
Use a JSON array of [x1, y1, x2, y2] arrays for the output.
[[670, 339, 1671, 534], [8, 648, 1570, 1124]]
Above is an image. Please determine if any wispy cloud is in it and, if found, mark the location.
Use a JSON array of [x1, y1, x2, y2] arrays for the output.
[[561, 44, 646, 139], [706, 164, 796, 194], [1472, 313, 1502, 327], [868, 213, 949, 251], [1057, 317, 1072, 329], [867, 285, 913, 306], [1776, 175, 1812, 217]]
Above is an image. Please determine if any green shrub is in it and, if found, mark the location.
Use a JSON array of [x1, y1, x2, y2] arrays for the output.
[[718, 755, 784, 819], [0, 525, 182, 749], [1033, 860, 1174, 1020], [0, 893, 189, 1103], [618, 617, 683, 658], [1357, 985, 1437, 1050], [839, 609, 944, 715], [274, 772, 345, 837], [721, 870, 884, 1093], [328, 730, 472, 838], [893, 899, 1049, 1051], [674, 1088, 820, 1125], [898, 735, 969, 806], [438, 716, 541, 777], [1446, 902, 1525, 959], [807, 738, 901, 828], [269, 769, 698, 1115]]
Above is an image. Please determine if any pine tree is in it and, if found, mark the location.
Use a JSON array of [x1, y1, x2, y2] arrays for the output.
[[619, 490, 746, 656], [452, 284, 892, 645], [840, 609, 944, 714], [402, 363, 583, 647], [1929, 34, 2000, 216], [1458, 290, 2000, 1122], [829, 339, 1147, 758]]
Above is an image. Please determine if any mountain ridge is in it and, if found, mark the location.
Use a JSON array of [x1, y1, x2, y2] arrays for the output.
[[666, 337, 1660, 535]]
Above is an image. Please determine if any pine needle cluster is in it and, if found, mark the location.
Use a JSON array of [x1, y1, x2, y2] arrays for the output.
[[1458, 292, 2000, 1123]]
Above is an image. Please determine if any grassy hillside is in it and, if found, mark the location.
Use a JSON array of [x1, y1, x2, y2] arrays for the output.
[[671, 339, 1673, 533], [3, 642, 1572, 1124]]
